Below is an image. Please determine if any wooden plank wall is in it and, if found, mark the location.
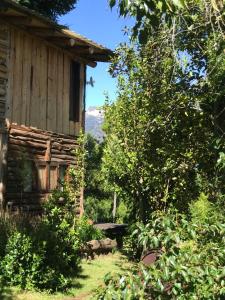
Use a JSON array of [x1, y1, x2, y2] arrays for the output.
[[7, 27, 85, 137], [0, 22, 9, 210], [0, 25, 86, 215]]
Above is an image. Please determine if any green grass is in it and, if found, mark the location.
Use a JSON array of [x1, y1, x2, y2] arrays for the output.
[[12, 252, 132, 300]]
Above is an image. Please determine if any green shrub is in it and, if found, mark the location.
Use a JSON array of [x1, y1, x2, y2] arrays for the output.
[[0, 190, 106, 293], [0, 223, 76, 292], [95, 203, 225, 299], [2, 232, 38, 289], [122, 223, 143, 261], [189, 192, 222, 225], [1, 232, 59, 291], [41, 194, 81, 275], [116, 200, 128, 223], [75, 216, 104, 242], [0, 217, 11, 258]]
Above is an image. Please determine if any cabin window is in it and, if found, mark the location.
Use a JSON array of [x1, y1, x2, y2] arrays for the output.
[[36, 162, 57, 192], [20, 160, 37, 192], [24, 162, 69, 192], [22, 161, 34, 192], [70, 61, 81, 122]]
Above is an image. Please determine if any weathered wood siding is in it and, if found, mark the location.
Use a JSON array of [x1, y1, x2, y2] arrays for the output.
[[0, 24, 86, 215], [0, 24, 9, 125], [7, 27, 85, 136], [0, 22, 9, 210]]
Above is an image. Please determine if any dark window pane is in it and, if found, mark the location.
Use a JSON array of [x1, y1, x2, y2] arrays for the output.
[[21, 160, 38, 192]]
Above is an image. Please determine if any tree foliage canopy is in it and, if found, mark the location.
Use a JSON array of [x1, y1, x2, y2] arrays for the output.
[[109, 0, 224, 42], [103, 0, 225, 222], [16, 0, 78, 21]]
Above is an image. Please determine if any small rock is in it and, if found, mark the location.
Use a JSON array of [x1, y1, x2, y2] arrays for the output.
[[87, 240, 101, 250]]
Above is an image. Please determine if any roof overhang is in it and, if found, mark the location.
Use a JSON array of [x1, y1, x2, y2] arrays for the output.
[[0, 0, 113, 67]]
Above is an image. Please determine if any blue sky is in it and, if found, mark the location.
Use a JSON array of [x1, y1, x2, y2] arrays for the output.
[[59, 0, 133, 108]]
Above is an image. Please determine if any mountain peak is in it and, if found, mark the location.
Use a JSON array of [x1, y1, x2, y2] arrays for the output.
[[85, 106, 104, 141]]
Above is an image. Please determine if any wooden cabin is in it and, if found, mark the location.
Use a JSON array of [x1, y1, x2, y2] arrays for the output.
[[0, 0, 112, 214]]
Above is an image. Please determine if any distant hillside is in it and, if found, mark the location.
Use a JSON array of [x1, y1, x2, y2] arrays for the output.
[[85, 106, 104, 141]]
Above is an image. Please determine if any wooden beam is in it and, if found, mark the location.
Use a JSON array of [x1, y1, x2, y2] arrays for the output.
[[81, 53, 111, 62], [27, 27, 58, 37], [0, 15, 32, 26], [71, 55, 96, 68], [1, 18, 97, 68], [47, 37, 76, 47], [67, 46, 91, 55]]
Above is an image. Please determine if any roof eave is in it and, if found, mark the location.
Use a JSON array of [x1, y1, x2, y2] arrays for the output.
[[0, 0, 113, 66]]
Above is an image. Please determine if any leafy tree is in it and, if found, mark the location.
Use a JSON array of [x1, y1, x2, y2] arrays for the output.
[[109, 0, 224, 43], [103, 1, 225, 221], [84, 134, 113, 222], [84, 134, 129, 223], [16, 0, 78, 21], [85, 134, 105, 197]]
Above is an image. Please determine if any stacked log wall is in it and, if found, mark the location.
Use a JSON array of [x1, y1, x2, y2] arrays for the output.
[[6, 124, 81, 214]]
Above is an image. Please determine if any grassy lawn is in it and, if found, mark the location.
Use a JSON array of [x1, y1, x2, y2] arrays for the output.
[[12, 252, 132, 300]]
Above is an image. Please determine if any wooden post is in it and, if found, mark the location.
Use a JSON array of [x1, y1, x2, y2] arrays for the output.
[[0, 129, 8, 212], [113, 191, 117, 222]]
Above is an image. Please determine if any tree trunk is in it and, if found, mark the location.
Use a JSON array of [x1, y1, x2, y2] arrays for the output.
[[112, 191, 117, 222]]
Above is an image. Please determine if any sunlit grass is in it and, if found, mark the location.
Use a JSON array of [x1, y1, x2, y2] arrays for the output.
[[13, 252, 132, 300]]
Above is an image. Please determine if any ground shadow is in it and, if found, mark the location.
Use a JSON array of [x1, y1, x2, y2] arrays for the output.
[[0, 285, 13, 300]]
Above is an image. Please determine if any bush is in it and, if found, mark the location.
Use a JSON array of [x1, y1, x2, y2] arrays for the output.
[[1, 232, 68, 291], [2, 232, 41, 289], [0, 189, 104, 293], [95, 198, 225, 299], [0, 214, 79, 291], [0, 217, 11, 258], [40, 193, 81, 276], [75, 216, 104, 242]]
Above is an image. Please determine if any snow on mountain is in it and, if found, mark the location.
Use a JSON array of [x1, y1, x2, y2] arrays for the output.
[[85, 106, 104, 141]]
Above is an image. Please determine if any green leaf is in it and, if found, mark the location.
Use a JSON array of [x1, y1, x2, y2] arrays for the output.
[[157, 1, 163, 12], [172, 0, 185, 9], [109, 0, 116, 8]]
